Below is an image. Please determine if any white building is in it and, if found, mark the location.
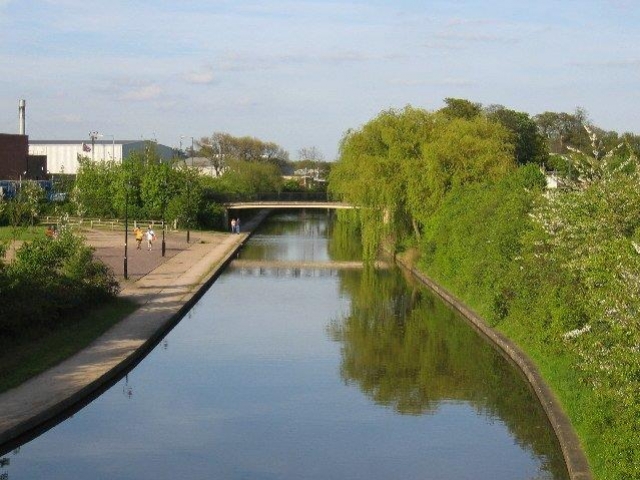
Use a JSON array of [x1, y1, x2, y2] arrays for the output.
[[28, 140, 174, 174]]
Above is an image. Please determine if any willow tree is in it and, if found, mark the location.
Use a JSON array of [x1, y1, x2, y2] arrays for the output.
[[405, 115, 515, 231], [329, 106, 436, 258]]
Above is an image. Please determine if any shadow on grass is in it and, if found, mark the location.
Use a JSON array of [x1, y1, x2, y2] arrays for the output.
[[0, 298, 138, 394]]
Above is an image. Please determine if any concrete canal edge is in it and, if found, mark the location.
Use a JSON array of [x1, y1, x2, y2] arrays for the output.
[[0, 210, 271, 451], [395, 256, 593, 480]]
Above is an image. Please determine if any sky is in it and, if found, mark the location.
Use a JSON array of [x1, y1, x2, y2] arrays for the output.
[[0, 0, 639, 160]]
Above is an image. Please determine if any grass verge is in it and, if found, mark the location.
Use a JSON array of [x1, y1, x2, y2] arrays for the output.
[[0, 298, 138, 394]]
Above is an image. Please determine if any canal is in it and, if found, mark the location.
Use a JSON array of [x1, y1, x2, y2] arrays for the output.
[[1, 211, 568, 479]]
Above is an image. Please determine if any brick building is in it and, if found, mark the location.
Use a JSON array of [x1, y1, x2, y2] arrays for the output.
[[0, 133, 47, 180]]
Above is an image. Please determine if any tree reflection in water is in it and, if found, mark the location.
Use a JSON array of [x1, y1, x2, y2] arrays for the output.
[[328, 266, 569, 479]]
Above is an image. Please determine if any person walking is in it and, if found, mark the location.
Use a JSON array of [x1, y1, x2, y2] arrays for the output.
[[235, 217, 241, 234], [134, 226, 144, 250], [230, 218, 236, 234], [146, 225, 156, 251]]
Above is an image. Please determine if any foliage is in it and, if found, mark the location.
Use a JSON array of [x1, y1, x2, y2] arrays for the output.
[[328, 103, 640, 479], [420, 165, 545, 321], [72, 157, 119, 217], [438, 97, 482, 119], [406, 115, 515, 228], [209, 158, 283, 196], [198, 131, 290, 175], [330, 104, 515, 257], [17, 180, 46, 226], [485, 105, 549, 166], [0, 229, 119, 338]]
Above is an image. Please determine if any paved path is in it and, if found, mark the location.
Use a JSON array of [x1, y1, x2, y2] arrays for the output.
[[0, 213, 268, 450]]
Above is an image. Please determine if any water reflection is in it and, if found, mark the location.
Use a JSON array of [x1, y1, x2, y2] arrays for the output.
[[330, 267, 568, 479], [229, 265, 343, 278], [1, 210, 569, 480]]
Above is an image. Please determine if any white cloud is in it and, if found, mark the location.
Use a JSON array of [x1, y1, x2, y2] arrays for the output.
[[57, 114, 83, 124], [389, 78, 473, 88], [101, 79, 164, 102], [434, 32, 518, 44], [184, 69, 216, 85], [121, 83, 162, 101], [571, 59, 640, 68]]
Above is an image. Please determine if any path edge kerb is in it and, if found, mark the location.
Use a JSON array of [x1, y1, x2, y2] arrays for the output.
[[0, 210, 270, 449], [395, 257, 593, 480]]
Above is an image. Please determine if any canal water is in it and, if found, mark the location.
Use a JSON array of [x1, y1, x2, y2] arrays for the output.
[[1, 211, 568, 479]]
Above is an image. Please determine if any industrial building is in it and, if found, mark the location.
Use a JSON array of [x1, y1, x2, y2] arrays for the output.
[[1, 99, 175, 176], [29, 140, 175, 174]]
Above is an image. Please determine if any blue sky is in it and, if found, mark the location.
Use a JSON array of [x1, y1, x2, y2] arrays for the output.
[[1, 0, 639, 160]]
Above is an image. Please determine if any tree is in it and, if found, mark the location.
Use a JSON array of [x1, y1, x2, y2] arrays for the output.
[[72, 157, 119, 217], [533, 108, 590, 154], [405, 116, 515, 229], [298, 146, 324, 162], [197, 134, 226, 177], [17, 180, 46, 226], [210, 158, 283, 197], [200, 132, 290, 174], [439, 97, 482, 120], [485, 105, 548, 166], [330, 106, 433, 256]]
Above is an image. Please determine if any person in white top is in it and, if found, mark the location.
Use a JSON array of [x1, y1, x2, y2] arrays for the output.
[[146, 225, 156, 251]]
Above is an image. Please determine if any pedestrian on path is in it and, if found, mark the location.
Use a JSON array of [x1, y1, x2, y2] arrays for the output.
[[146, 225, 156, 251], [230, 218, 236, 234], [134, 226, 144, 250], [235, 217, 241, 234]]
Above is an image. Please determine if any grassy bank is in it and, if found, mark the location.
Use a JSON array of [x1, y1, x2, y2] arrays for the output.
[[0, 298, 137, 393]]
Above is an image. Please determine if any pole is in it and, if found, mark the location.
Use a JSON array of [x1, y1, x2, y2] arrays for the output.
[[124, 180, 129, 280], [187, 136, 193, 243], [161, 175, 167, 257], [180, 135, 194, 243], [89, 131, 100, 162]]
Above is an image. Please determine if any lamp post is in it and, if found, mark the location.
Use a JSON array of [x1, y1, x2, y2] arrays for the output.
[[161, 173, 167, 257], [180, 135, 194, 243], [123, 177, 129, 280], [89, 131, 101, 162]]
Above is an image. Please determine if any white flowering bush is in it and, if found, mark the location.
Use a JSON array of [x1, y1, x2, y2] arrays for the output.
[[530, 127, 640, 476]]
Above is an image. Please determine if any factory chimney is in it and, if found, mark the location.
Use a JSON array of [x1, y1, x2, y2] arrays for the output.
[[18, 99, 26, 135]]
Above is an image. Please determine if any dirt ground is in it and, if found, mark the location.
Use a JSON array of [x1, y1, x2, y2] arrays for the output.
[[2, 228, 219, 283], [82, 228, 219, 282]]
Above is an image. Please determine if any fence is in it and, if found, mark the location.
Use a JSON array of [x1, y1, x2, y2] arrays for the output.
[[42, 217, 174, 231]]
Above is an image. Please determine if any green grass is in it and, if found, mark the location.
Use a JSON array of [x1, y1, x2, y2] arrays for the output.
[[0, 298, 138, 393], [497, 321, 607, 477], [0, 225, 49, 243]]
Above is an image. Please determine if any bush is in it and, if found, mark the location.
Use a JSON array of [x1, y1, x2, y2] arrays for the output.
[[0, 229, 119, 339]]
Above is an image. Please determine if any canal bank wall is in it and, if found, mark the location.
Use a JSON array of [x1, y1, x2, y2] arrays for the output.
[[394, 255, 592, 480], [0, 210, 271, 452]]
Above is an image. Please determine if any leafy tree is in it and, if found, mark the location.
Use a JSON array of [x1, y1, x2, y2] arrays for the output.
[[199, 132, 290, 175], [485, 105, 548, 166], [140, 162, 176, 220], [210, 158, 283, 197], [73, 157, 118, 217], [18, 180, 46, 226], [439, 97, 482, 120], [406, 115, 515, 229], [330, 106, 433, 256]]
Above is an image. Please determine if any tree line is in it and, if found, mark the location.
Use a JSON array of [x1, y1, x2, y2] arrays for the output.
[[328, 98, 639, 480]]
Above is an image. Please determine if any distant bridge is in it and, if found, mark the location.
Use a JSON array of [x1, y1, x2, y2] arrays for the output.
[[207, 192, 354, 210], [225, 201, 354, 210]]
